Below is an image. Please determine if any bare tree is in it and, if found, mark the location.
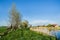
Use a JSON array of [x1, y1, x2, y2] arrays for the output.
[[9, 4, 21, 30]]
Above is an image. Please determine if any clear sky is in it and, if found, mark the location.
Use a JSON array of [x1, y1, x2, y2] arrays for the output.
[[0, 0, 60, 26]]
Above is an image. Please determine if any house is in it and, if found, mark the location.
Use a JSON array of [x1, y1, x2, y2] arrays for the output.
[[51, 24, 59, 27]]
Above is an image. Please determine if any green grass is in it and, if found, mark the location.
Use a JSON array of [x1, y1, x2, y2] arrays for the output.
[[0, 26, 7, 33], [0, 28, 56, 40]]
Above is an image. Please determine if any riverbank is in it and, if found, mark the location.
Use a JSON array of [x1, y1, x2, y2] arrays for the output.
[[0, 27, 56, 40], [30, 27, 60, 36], [0, 29, 56, 40]]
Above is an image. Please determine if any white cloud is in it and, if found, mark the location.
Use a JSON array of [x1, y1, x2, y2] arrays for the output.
[[29, 20, 57, 26]]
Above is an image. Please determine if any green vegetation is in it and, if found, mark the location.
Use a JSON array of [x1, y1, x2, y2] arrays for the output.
[[46, 24, 52, 27], [0, 26, 7, 33], [0, 27, 56, 40]]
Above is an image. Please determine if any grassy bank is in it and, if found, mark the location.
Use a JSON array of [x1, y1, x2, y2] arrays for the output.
[[0, 27, 56, 40]]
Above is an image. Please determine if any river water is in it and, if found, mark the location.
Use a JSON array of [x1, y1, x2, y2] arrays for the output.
[[50, 30, 60, 40]]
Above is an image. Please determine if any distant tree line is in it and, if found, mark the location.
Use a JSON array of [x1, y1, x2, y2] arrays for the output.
[[37, 24, 58, 27]]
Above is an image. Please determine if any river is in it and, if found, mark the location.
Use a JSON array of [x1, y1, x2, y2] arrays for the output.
[[50, 30, 60, 40]]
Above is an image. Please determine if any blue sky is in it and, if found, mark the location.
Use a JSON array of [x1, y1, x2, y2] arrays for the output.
[[0, 0, 60, 26]]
